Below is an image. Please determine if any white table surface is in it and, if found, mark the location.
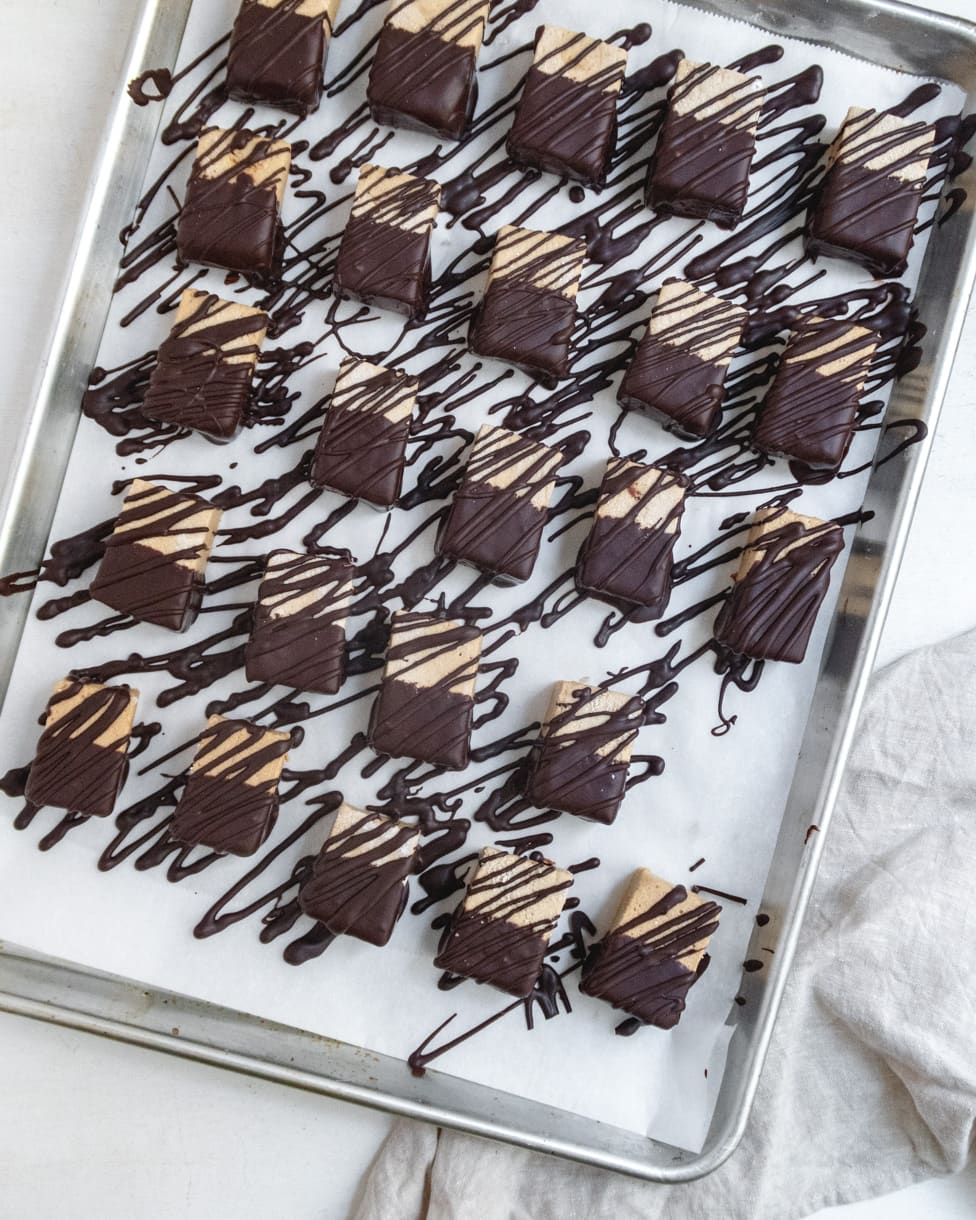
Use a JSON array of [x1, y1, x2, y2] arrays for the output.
[[1, 2, 975, 1217]]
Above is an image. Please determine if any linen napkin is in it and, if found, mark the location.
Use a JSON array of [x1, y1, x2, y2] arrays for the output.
[[351, 629, 976, 1220]]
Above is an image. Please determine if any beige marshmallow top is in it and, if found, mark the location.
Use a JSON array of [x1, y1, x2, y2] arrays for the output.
[[462, 846, 572, 930], [649, 279, 747, 367], [332, 357, 418, 423], [597, 459, 686, 534], [191, 715, 290, 788], [259, 550, 354, 622], [832, 106, 934, 185], [194, 128, 292, 208], [736, 506, 840, 581], [467, 424, 562, 511], [533, 25, 628, 92], [386, 0, 491, 49], [672, 58, 764, 130], [352, 164, 441, 234], [385, 613, 482, 696], [609, 867, 715, 973], [175, 289, 268, 369], [488, 225, 586, 300], [542, 680, 640, 764], [249, 0, 341, 29], [115, 479, 222, 574], [328, 802, 420, 866], [45, 679, 139, 752]]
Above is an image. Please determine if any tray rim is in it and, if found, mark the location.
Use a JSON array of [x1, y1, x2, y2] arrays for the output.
[[2, 0, 976, 1184]]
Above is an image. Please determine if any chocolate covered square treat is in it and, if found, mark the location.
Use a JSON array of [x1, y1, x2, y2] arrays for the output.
[[368, 612, 482, 770], [436, 423, 562, 584], [367, 0, 491, 140], [469, 224, 585, 383], [227, 0, 341, 115], [176, 127, 292, 279], [753, 316, 879, 471], [806, 107, 935, 278], [245, 550, 354, 694], [298, 803, 420, 945], [142, 289, 269, 442], [576, 458, 687, 615], [89, 479, 222, 632], [434, 846, 573, 997], [507, 25, 628, 186], [580, 868, 721, 1030], [311, 357, 417, 508], [170, 716, 291, 857], [714, 507, 844, 664], [618, 280, 747, 439], [334, 164, 441, 319], [25, 679, 139, 818], [647, 59, 764, 229], [526, 681, 643, 824]]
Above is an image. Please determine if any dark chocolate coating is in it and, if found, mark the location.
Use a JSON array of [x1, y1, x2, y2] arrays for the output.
[[244, 553, 351, 695], [335, 217, 433, 320], [369, 672, 475, 771], [90, 542, 203, 632], [507, 65, 619, 186], [469, 282, 576, 384], [576, 463, 687, 614], [226, 0, 328, 115], [618, 337, 728, 440], [176, 129, 287, 279], [170, 718, 289, 857], [311, 366, 414, 508], [368, 615, 481, 770], [806, 125, 930, 278], [580, 885, 721, 1029], [298, 813, 417, 946], [435, 912, 554, 997], [648, 65, 760, 229], [434, 854, 572, 997], [25, 682, 133, 818], [525, 685, 643, 824], [142, 294, 266, 442], [714, 515, 844, 663], [367, 24, 479, 141], [753, 319, 877, 471], [436, 429, 561, 584], [89, 484, 218, 632]]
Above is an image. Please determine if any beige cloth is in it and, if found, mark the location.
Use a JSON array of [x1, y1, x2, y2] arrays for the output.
[[352, 631, 976, 1220]]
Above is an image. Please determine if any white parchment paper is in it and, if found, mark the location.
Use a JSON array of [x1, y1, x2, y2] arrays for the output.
[[0, 0, 962, 1154]]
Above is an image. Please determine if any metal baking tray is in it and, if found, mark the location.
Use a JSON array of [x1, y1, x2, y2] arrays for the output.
[[1, 0, 975, 1183]]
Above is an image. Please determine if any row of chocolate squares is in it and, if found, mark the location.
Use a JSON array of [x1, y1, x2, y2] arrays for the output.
[[24, 672, 720, 1023], [175, 104, 936, 326], [146, 278, 881, 475], [219, 0, 937, 276], [86, 447, 843, 681]]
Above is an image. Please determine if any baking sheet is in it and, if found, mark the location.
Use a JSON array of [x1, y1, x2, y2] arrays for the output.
[[0, 0, 963, 1154]]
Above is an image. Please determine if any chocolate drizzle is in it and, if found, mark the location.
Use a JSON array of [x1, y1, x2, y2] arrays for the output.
[[368, 0, 489, 140], [226, 0, 331, 116], [648, 60, 764, 228], [714, 512, 845, 663], [170, 716, 291, 857], [298, 804, 419, 946], [142, 291, 268, 441], [526, 682, 644, 824], [25, 680, 136, 819], [433, 847, 573, 997], [580, 883, 721, 1030]]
